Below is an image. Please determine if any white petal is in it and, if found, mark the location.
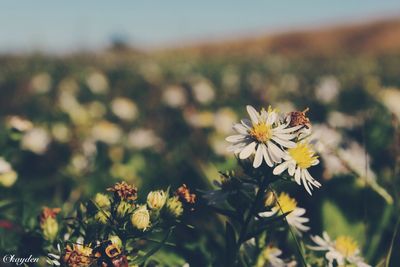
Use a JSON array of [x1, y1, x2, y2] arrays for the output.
[[253, 144, 263, 168], [246, 105, 259, 124], [239, 142, 256, 159], [276, 125, 303, 133], [267, 141, 285, 162], [266, 112, 277, 125], [301, 169, 313, 195], [273, 132, 297, 140], [271, 136, 296, 148], [288, 162, 295, 176], [227, 142, 247, 152], [226, 134, 246, 143], [273, 161, 289, 175], [294, 167, 301, 184], [241, 119, 252, 129], [304, 169, 321, 187], [261, 144, 273, 167], [233, 123, 248, 134]]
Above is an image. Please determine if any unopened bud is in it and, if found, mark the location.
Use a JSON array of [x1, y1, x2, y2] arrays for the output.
[[147, 190, 167, 210], [95, 211, 110, 224], [94, 193, 111, 209], [41, 217, 58, 241], [116, 201, 132, 218], [165, 196, 183, 218], [131, 206, 150, 231]]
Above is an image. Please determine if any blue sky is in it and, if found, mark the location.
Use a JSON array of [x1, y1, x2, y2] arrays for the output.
[[1, 1, 400, 53]]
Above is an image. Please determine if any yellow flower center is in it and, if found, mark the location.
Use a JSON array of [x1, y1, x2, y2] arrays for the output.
[[250, 123, 272, 143], [288, 143, 318, 169], [277, 192, 297, 213], [335, 236, 358, 257]]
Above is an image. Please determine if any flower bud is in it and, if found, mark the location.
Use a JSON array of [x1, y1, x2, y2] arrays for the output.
[[94, 193, 111, 209], [165, 196, 183, 218], [131, 205, 150, 231], [147, 190, 167, 210], [41, 217, 58, 241], [116, 201, 132, 218], [95, 211, 110, 224], [109, 235, 123, 248]]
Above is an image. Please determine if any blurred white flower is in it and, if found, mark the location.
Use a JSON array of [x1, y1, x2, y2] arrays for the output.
[[312, 124, 342, 153], [315, 76, 340, 103], [70, 154, 89, 173], [275, 102, 296, 114], [221, 66, 240, 93], [260, 192, 309, 236], [162, 85, 187, 108], [128, 128, 162, 150], [309, 232, 370, 267], [111, 97, 138, 121], [21, 127, 51, 155], [6, 116, 33, 132], [139, 61, 162, 83], [51, 123, 71, 143], [0, 157, 18, 187], [58, 77, 79, 94], [280, 74, 299, 93], [91, 121, 122, 145], [337, 141, 376, 183], [83, 139, 97, 157], [209, 135, 230, 156], [247, 71, 264, 92], [213, 108, 237, 134], [87, 101, 107, 120], [380, 88, 400, 120], [184, 109, 214, 128], [327, 111, 360, 129], [86, 71, 109, 94], [192, 80, 215, 104], [256, 246, 285, 267], [31, 72, 52, 93]]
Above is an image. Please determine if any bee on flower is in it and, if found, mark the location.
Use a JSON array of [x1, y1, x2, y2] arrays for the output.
[[309, 232, 371, 267], [226, 105, 302, 168], [259, 192, 310, 236], [273, 141, 321, 195]]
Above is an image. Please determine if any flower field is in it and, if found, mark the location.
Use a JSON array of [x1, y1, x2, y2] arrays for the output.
[[1, 24, 400, 266]]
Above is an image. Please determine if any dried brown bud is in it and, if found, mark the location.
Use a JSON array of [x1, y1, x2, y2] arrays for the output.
[[288, 108, 311, 128], [107, 181, 137, 201], [175, 184, 196, 204]]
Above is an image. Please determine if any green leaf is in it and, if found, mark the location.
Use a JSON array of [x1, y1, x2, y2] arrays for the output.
[[322, 200, 366, 245], [225, 222, 237, 266]]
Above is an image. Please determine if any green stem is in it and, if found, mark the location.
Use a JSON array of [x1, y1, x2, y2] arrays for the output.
[[238, 175, 268, 245], [270, 187, 307, 267]]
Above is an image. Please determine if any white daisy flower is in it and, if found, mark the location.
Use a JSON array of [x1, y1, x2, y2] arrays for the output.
[[309, 232, 371, 267], [259, 192, 309, 236], [273, 142, 321, 195], [226, 105, 301, 168], [256, 246, 286, 267]]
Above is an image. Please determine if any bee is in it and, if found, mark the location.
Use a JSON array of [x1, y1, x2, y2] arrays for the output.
[[93, 240, 128, 267], [288, 107, 311, 129]]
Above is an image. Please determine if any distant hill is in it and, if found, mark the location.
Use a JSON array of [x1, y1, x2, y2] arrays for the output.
[[163, 18, 400, 57]]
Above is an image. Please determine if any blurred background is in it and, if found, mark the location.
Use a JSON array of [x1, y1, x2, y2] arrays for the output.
[[1, 1, 400, 266]]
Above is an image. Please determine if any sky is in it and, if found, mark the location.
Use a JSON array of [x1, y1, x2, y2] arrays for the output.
[[1, 1, 400, 54]]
